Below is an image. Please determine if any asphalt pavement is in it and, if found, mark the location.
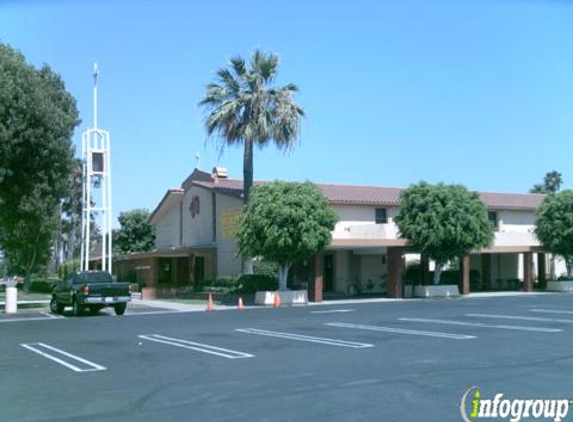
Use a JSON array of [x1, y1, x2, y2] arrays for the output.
[[2, 294, 573, 422]]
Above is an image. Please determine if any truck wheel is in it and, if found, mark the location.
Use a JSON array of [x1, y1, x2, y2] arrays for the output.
[[72, 298, 84, 317], [114, 303, 127, 316], [50, 297, 64, 314]]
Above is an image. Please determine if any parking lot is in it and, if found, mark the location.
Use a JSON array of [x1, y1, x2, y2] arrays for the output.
[[2, 294, 573, 422]]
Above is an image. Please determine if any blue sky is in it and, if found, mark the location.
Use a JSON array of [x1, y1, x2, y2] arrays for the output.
[[2, 0, 573, 225]]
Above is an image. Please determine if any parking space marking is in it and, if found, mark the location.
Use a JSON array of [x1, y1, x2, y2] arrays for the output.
[[399, 318, 562, 333], [530, 309, 573, 316], [467, 313, 573, 324], [310, 309, 355, 314], [236, 328, 374, 348], [41, 312, 62, 319], [325, 322, 476, 340], [138, 334, 254, 359], [0, 315, 65, 323], [21, 343, 106, 372]]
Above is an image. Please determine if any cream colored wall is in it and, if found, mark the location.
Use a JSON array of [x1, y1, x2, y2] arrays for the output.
[[182, 185, 214, 247], [154, 202, 181, 249], [498, 210, 535, 234], [332, 205, 400, 239], [215, 193, 243, 277]]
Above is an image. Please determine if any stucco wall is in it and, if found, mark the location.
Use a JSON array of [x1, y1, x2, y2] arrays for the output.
[[154, 203, 181, 249], [215, 193, 243, 277], [498, 210, 535, 234], [332, 205, 400, 239], [182, 185, 214, 247]]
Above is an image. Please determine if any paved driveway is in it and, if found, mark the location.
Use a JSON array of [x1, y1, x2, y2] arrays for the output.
[[2, 294, 573, 421]]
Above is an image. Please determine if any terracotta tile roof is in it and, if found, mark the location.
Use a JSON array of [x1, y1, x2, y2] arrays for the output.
[[191, 179, 544, 211]]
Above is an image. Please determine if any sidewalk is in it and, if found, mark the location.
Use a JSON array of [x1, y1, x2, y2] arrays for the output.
[[132, 290, 565, 312]]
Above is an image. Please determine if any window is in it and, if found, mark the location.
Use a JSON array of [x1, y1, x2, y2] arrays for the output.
[[375, 208, 387, 224], [488, 211, 498, 230]]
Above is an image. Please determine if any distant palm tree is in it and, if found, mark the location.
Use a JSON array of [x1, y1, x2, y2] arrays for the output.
[[199, 50, 305, 204]]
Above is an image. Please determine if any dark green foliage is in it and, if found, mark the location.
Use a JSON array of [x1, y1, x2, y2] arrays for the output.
[[0, 44, 79, 290], [114, 209, 155, 254], [530, 170, 563, 194], [236, 181, 338, 289], [535, 190, 573, 277], [236, 274, 278, 293], [194, 277, 239, 293], [237, 182, 338, 265], [199, 50, 305, 204], [395, 182, 493, 283], [253, 259, 279, 278], [57, 259, 80, 281]]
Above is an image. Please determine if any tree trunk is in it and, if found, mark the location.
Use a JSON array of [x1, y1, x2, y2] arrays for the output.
[[243, 139, 254, 204], [567, 258, 573, 279], [241, 139, 254, 274], [433, 262, 444, 285], [278, 264, 290, 291]]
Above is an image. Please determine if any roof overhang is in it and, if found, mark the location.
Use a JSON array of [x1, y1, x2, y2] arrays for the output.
[[148, 189, 184, 225]]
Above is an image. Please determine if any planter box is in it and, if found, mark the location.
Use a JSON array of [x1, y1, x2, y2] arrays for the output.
[[546, 281, 573, 292], [255, 290, 308, 305], [414, 285, 460, 298], [141, 287, 157, 300]]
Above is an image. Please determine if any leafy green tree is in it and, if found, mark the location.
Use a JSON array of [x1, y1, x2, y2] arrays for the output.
[[395, 182, 494, 284], [535, 190, 573, 278], [530, 170, 563, 194], [114, 209, 155, 254], [236, 182, 338, 290], [0, 44, 79, 291]]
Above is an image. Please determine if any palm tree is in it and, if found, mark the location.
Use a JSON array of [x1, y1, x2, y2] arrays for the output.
[[199, 50, 305, 204]]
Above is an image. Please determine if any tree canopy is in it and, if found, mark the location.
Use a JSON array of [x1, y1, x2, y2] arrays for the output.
[[236, 181, 338, 290], [535, 190, 573, 278], [199, 50, 305, 204], [114, 209, 156, 254], [530, 170, 563, 194], [394, 182, 493, 284], [0, 44, 79, 287]]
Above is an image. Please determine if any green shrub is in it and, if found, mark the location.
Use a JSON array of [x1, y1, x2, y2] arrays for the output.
[[58, 259, 80, 281], [29, 280, 55, 294], [236, 274, 278, 293], [194, 277, 239, 292], [253, 260, 279, 278]]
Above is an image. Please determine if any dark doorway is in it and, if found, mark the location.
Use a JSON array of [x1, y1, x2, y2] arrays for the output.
[[324, 254, 334, 292], [158, 258, 173, 284], [194, 256, 205, 283]]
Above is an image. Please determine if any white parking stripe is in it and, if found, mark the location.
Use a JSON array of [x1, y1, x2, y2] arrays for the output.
[[21, 343, 106, 372], [41, 312, 61, 319], [236, 328, 374, 348], [325, 322, 476, 340], [138, 334, 254, 359], [310, 309, 355, 314], [467, 313, 573, 324], [530, 309, 573, 315], [0, 315, 65, 323], [399, 318, 562, 333]]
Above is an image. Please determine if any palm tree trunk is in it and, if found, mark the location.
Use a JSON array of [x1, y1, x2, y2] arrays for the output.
[[242, 139, 254, 274], [243, 139, 254, 204]]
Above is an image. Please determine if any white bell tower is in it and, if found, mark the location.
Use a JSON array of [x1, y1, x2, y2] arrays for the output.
[[80, 63, 113, 272]]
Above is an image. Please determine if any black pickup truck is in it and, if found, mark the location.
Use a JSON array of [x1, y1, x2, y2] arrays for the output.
[[50, 271, 132, 316]]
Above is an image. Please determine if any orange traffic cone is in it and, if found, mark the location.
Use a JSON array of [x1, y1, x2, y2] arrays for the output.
[[206, 293, 215, 311], [237, 297, 245, 311], [273, 291, 281, 308]]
